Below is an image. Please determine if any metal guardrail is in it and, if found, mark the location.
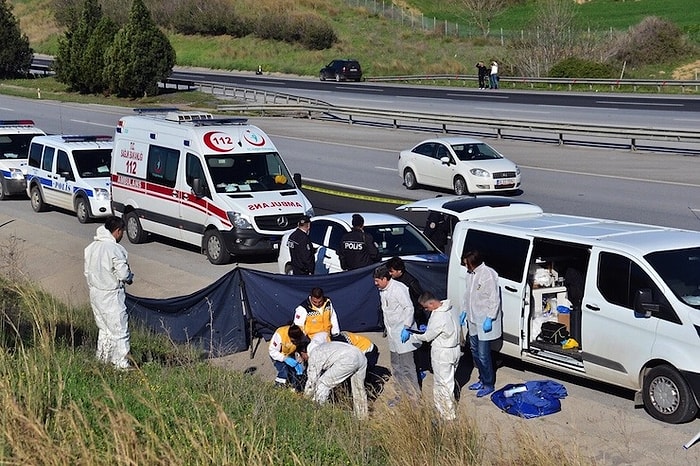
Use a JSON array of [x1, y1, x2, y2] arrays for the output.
[[364, 74, 700, 93], [216, 102, 700, 154]]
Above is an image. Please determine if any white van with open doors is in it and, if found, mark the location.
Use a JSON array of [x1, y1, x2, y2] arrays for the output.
[[448, 207, 700, 424], [110, 109, 313, 264]]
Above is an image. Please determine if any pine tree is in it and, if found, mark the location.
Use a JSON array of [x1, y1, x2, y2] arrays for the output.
[[104, 0, 175, 97], [54, 0, 104, 92], [0, 0, 33, 78]]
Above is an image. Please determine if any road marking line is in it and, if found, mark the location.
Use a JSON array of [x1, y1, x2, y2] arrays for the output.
[[70, 119, 114, 128], [520, 165, 700, 188]]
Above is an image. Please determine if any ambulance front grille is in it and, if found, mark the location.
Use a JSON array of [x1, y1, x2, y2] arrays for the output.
[[255, 213, 305, 231]]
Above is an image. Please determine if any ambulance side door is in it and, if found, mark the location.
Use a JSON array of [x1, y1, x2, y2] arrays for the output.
[[145, 144, 182, 240], [180, 153, 210, 245]]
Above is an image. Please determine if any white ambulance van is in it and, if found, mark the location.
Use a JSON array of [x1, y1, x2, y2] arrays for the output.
[[25, 135, 113, 223], [110, 109, 314, 264], [448, 207, 700, 424], [0, 120, 45, 200]]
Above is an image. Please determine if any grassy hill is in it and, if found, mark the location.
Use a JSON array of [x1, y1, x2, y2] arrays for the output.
[[9, 0, 700, 79]]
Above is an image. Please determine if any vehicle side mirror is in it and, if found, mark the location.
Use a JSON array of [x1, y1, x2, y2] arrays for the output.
[[634, 288, 658, 318], [440, 156, 451, 165], [293, 173, 302, 188], [191, 177, 205, 198], [60, 171, 74, 181]]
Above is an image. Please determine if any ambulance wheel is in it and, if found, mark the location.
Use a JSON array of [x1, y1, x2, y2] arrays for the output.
[[204, 229, 231, 265], [125, 211, 147, 244], [453, 176, 468, 196], [642, 365, 698, 424], [30, 185, 47, 212], [75, 197, 91, 223], [403, 168, 418, 190]]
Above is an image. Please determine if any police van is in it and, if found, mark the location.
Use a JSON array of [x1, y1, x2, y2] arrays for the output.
[[0, 120, 45, 200], [110, 109, 314, 264], [447, 206, 700, 424], [25, 135, 113, 223]]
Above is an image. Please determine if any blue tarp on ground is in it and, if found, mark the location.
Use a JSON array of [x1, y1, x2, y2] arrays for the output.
[[125, 260, 448, 357], [490, 380, 568, 418]]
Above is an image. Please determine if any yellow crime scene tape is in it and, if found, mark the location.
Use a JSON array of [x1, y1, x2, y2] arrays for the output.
[[302, 184, 412, 205]]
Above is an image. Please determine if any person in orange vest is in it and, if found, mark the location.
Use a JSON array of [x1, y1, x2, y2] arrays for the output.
[[268, 324, 308, 389], [293, 287, 340, 342], [331, 331, 379, 369]]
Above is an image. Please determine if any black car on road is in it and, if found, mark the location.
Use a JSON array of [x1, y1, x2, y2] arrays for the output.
[[319, 59, 362, 82]]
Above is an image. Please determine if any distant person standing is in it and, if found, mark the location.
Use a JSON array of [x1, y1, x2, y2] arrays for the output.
[[338, 214, 380, 270], [83, 216, 134, 370], [287, 215, 315, 275], [476, 61, 489, 89], [424, 211, 450, 253], [489, 60, 499, 89]]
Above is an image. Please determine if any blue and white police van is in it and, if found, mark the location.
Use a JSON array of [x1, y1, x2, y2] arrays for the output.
[[0, 120, 45, 200]]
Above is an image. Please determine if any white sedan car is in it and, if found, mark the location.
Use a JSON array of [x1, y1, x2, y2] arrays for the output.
[[398, 137, 521, 195], [277, 212, 447, 274]]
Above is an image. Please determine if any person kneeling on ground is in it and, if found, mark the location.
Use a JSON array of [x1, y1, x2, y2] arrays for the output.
[[268, 324, 308, 390]]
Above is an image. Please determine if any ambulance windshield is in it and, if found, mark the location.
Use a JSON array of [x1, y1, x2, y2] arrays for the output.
[[206, 152, 296, 193]]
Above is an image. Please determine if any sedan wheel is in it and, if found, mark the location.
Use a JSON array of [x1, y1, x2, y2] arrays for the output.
[[403, 169, 418, 190], [453, 176, 468, 196], [335, 73, 341, 82], [319, 73, 325, 81]]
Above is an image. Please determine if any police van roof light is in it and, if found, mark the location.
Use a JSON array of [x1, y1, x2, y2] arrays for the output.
[[0, 119, 36, 127], [61, 135, 113, 143], [134, 107, 180, 114]]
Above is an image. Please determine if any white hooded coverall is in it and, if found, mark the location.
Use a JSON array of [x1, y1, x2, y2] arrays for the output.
[[304, 341, 368, 420], [409, 299, 461, 420], [84, 225, 132, 368]]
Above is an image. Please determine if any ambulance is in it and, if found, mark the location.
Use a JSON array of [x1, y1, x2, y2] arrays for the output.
[[110, 109, 314, 264], [0, 120, 45, 200]]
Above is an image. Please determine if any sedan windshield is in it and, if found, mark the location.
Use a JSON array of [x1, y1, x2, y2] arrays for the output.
[[364, 223, 439, 257], [646, 247, 700, 309], [451, 143, 503, 162], [206, 152, 296, 193]]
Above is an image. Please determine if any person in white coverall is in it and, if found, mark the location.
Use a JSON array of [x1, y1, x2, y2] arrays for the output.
[[401, 291, 461, 420], [301, 340, 368, 420], [461, 250, 502, 398], [84, 216, 134, 369]]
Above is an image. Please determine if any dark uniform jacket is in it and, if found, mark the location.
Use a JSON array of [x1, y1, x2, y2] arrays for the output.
[[338, 229, 380, 270], [287, 228, 315, 275]]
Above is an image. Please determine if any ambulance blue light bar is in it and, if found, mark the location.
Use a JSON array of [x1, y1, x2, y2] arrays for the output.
[[61, 135, 113, 143]]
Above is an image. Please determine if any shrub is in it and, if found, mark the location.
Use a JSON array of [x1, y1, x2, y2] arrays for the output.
[[612, 16, 690, 66], [549, 57, 613, 78]]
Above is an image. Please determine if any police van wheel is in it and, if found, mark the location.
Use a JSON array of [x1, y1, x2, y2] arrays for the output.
[[125, 211, 147, 244], [75, 197, 91, 224], [204, 229, 231, 265], [30, 185, 47, 212], [642, 365, 698, 424]]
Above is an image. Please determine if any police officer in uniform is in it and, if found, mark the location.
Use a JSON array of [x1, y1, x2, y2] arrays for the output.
[[287, 215, 315, 275], [338, 214, 380, 271]]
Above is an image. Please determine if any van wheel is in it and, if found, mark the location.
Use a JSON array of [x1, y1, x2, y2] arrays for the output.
[[204, 230, 231, 265], [75, 197, 91, 223], [30, 185, 47, 212], [453, 176, 468, 196], [125, 211, 147, 244], [642, 365, 698, 424], [403, 169, 418, 190]]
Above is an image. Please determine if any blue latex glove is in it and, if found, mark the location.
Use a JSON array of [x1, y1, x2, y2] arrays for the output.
[[294, 363, 304, 376], [459, 311, 467, 326], [400, 328, 411, 343], [418, 324, 427, 333], [284, 356, 298, 368], [483, 317, 493, 332]]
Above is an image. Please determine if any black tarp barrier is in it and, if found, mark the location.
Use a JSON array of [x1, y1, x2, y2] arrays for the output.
[[126, 260, 448, 357]]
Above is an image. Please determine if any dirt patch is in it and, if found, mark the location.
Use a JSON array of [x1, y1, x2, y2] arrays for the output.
[[672, 60, 700, 79]]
